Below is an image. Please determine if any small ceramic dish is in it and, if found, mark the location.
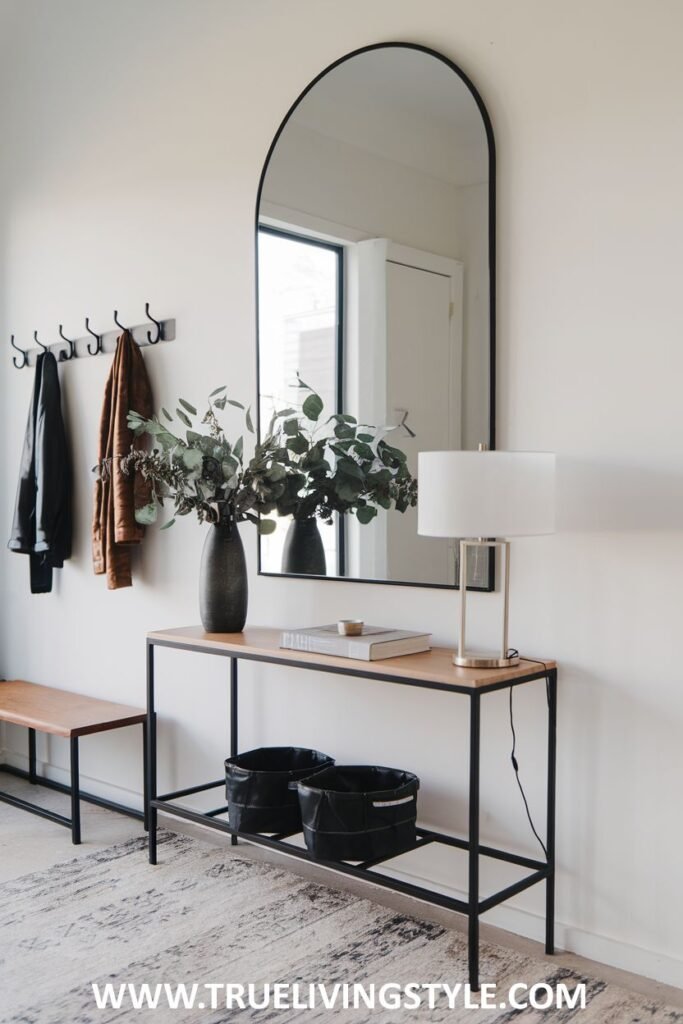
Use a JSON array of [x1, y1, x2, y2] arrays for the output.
[[337, 619, 364, 636]]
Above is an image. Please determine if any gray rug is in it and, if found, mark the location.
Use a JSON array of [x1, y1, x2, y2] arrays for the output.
[[1, 831, 681, 1023]]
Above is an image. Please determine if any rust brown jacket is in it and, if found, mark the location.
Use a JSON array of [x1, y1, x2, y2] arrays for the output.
[[92, 331, 153, 589]]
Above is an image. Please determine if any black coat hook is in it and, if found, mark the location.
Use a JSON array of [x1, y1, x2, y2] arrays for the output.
[[34, 330, 48, 354], [58, 324, 76, 361], [11, 334, 29, 369], [144, 302, 162, 344], [85, 317, 103, 356], [113, 309, 127, 332]]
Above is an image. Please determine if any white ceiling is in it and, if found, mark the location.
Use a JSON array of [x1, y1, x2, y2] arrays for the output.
[[287, 47, 489, 188]]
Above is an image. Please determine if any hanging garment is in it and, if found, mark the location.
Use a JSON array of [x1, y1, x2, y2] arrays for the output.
[[92, 330, 153, 589], [8, 351, 72, 594]]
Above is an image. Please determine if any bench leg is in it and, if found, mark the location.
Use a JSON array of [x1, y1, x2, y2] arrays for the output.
[[70, 737, 81, 845], [28, 728, 37, 784]]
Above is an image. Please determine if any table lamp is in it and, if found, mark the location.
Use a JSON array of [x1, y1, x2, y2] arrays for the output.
[[418, 449, 556, 668]]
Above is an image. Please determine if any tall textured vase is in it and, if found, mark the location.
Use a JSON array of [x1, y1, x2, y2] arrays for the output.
[[282, 518, 327, 576], [199, 518, 248, 632]]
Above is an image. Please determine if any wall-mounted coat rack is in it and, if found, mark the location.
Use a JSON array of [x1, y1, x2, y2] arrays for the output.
[[9, 302, 175, 369]]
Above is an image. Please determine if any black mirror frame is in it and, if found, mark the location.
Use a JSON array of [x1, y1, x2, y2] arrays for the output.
[[254, 41, 496, 590]]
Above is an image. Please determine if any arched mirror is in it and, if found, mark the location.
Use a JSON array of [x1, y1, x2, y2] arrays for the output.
[[256, 43, 495, 588]]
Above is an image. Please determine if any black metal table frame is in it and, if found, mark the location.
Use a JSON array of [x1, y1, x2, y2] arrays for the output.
[[145, 637, 557, 990], [0, 725, 147, 844]]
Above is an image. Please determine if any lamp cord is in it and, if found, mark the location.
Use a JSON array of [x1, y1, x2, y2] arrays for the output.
[[506, 650, 549, 860]]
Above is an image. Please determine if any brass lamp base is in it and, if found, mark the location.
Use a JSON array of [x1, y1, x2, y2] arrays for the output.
[[456, 539, 518, 670], [453, 652, 520, 669]]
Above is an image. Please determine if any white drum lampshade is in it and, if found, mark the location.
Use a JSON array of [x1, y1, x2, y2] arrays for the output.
[[418, 450, 556, 668], [418, 451, 556, 539]]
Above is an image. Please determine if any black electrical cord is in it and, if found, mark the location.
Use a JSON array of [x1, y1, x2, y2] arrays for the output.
[[506, 650, 549, 859]]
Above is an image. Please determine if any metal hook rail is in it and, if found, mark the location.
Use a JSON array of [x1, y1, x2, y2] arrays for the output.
[[9, 303, 175, 368]]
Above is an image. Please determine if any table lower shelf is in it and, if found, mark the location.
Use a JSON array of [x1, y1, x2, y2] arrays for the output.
[[152, 780, 548, 918]]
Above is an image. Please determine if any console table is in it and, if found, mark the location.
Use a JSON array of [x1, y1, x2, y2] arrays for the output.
[[145, 625, 557, 990]]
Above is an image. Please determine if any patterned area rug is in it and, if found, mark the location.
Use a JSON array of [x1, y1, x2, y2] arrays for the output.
[[1, 831, 681, 1023]]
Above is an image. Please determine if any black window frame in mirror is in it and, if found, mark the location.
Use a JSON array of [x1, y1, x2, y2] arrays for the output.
[[255, 41, 496, 590]]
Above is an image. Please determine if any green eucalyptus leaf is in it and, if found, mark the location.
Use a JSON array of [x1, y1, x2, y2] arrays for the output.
[[179, 398, 197, 416], [352, 441, 375, 461], [337, 458, 364, 480], [258, 518, 277, 535], [213, 395, 227, 410], [329, 441, 353, 458], [161, 407, 173, 422], [234, 436, 244, 461], [356, 505, 377, 525], [302, 392, 323, 422], [302, 444, 324, 467], [222, 456, 239, 478], [135, 503, 158, 526], [160, 517, 176, 530], [176, 408, 192, 428], [287, 434, 309, 455], [357, 432, 374, 443], [367, 468, 392, 485], [246, 406, 254, 433], [182, 448, 203, 472], [156, 430, 179, 451], [209, 385, 227, 397], [378, 440, 407, 463], [266, 463, 287, 482], [136, 419, 164, 435], [334, 423, 356, 439], [228, 399, 245, 409], [336, 481, 360, 503], [283, 418, 299, 437]]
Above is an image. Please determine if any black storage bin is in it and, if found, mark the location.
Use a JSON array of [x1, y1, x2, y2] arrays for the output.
[[297, 765, 419, 862], [225, 746, 334, 834]]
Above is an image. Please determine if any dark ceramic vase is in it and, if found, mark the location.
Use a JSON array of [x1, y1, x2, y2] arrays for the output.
[[199, 519, 247, 633], [282, 517, 327, 576]]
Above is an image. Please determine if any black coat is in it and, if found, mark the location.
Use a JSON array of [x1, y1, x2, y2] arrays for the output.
[[8, 351, 72, 593]]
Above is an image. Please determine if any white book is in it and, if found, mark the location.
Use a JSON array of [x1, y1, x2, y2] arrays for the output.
[[280, 624, 432, 661]]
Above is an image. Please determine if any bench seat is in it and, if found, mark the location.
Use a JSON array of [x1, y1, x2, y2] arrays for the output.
[[0, 679, 146, 737]]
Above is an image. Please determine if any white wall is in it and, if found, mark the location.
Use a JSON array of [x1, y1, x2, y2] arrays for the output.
[[1, 0, 682, 988], [263, 120, 464, 258]]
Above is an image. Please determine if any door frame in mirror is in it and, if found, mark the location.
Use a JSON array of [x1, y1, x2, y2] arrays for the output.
[[254, 41, 496, 590]]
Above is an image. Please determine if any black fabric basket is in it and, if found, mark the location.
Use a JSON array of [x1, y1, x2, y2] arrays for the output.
[[225, 746, 334, 834], [297, 765, 419, 862]]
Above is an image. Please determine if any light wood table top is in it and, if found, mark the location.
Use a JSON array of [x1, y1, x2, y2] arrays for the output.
[[0, 680, 146, 738], [148, 626, 555, 693]]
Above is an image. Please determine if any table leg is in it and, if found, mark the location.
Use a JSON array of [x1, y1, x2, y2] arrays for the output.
[[147, 641, 158, 864], [230, 657, 238, 846], [70, 737, 81, 845], [545, 668, 557, 954], [142, 720, 149, 832], [28, 728, 37, 784], [468, 692, 481, 991]]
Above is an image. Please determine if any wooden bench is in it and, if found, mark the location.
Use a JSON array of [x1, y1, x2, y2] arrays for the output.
[[0, 680, 147, 844]]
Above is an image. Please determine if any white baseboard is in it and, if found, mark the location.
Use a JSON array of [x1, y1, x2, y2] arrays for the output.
[[2, 750, 144, 813], [361, 869, 683, 990], [2, 750, 681, 989]]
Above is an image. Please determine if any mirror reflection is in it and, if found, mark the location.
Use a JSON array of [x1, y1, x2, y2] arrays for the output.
[[257, 44, 494, 588]]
